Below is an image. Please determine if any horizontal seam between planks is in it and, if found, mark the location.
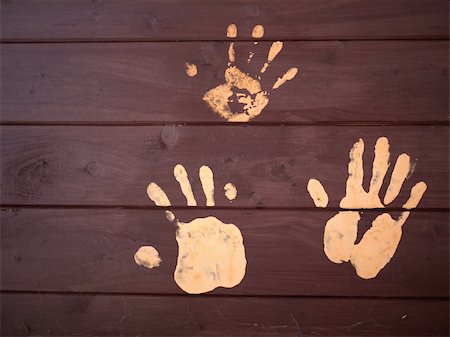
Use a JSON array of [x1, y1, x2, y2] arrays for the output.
[[0, 37, 449, 44], [1, 205, 449, 212], [1, 121, 449, 127], [1, 290, 448, 300]]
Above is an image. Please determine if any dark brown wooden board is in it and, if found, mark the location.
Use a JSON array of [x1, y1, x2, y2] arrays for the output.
[[2, 293, 448, 336], [2, 208, 448, 297], [1, 41, 448, 123], [1, 1, 449, 336], [1, 0, 448, 42], [1, 125, 447, 208]]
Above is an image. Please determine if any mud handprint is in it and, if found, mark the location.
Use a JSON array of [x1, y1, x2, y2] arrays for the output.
[[188, 24, 298, 122], [136, 164, 246, 294], [307, 137, 427, 279]]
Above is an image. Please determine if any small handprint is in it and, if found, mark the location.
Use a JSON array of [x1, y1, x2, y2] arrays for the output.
[[307, 137, 427, 279], [137, 164, 246, 294], [187, 24, 298, 122]]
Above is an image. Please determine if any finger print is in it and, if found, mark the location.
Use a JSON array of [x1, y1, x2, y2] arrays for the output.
[[384, 153, 411, 205], [272, 67, 299, 90], [368, 137, 390, 198], [147, 182, 171, 206], [134, 246, 162, 269], [224, 182, 238, 201], [251, 24, 264, 38], [185, 62, 198, 77], [402, 181, 427, 209], [226, 23, 237, 38], [173, 164, 197, 206], [307, 178, 328, 208], [199, 165, 215, 206], [260, 41, 283, 73]]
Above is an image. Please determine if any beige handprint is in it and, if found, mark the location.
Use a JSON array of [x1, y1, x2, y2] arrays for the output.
[[187, 24, 298, 122], [307, 137, 427, 279], [135, 164, 246, 294]]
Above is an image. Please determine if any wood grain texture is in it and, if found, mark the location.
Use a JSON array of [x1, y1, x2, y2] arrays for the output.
[[1, 0, 448, 41], [1, 125, 447, 208], [1, 41, 448, 123], [2, 293, 448, 336], [1, 208, 448, 296], [1, 1, 449, 336]]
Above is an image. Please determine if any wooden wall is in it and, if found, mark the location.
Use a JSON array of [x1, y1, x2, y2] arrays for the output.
[[1, 1, 448, 336]]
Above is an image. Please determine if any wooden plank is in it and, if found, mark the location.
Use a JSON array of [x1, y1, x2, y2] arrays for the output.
[[1, 126, 448, 208], [1, 293, 448, 336], [1, 208, 448, 296], [1, 0, 448, 41], [1, 41, 448, 123]]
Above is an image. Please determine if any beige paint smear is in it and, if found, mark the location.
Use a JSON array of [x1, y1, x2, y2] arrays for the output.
[[134, 246, 162, 269], [185, 63, 197, 77], [384, 154, 410, 205], [350, 212, 406, 279], [326, 201, 426, 279], [203, 66, 269, 122], [340, 138, 389, 209], [174, 164, 197, 206], [273, 67, 299, 90], [339, 137, 426, 210], [307, 179, 328, 208], [147, 182, 171, 206], [224, 183, 237, 201], [368, 137, 390, 198], [166, 210, 176, 222], [247, 51, 255, 63], [147, 165, 238, 207], [403, 181, 427, 209], [324, 211, 360, 263], [228, 42, 236, 64], [252, 25, 264, 38], [174, 215, 246, 294], [199, 165, 215, 206], [260, 41, 283, 73], [227, 24, 237, 38]]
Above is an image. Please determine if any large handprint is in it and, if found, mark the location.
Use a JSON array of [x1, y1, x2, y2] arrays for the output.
[[186, 24, 298, 122], [135, 164, 246, 294], [307, 137, 427, 279]]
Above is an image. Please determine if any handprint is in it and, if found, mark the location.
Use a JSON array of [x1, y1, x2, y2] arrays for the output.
[[187, 24, 298, 122], [136, 164, 246, 294], [307, 137, 427, 279]]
